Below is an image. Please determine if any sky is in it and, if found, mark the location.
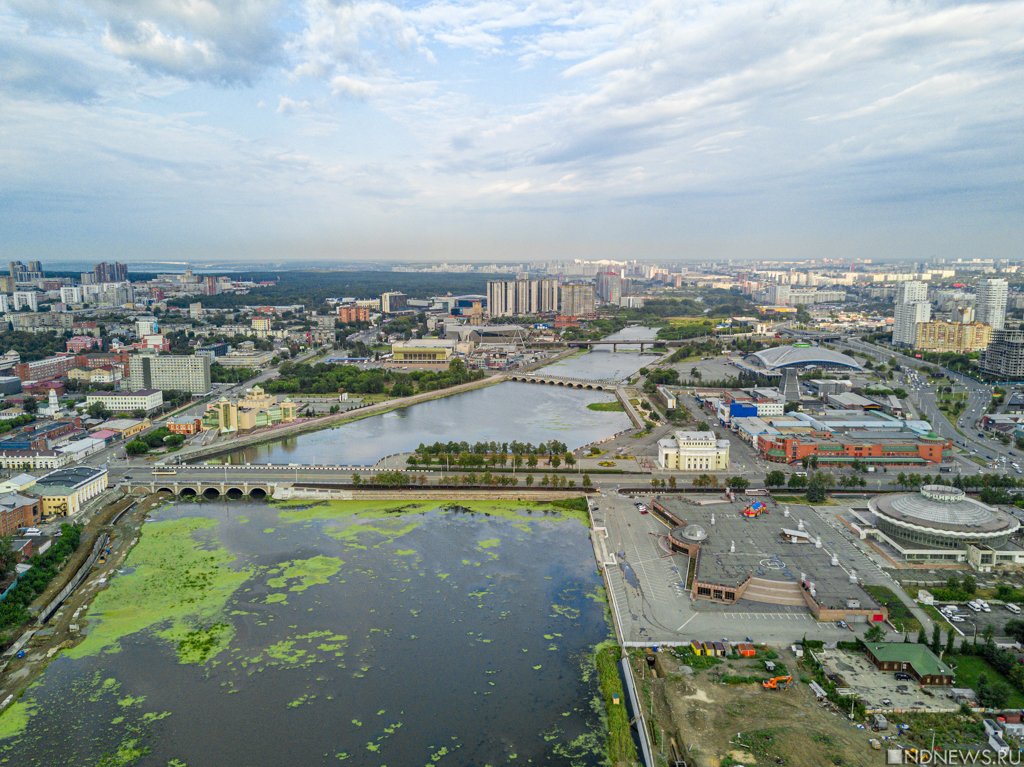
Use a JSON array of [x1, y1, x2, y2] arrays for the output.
[[1, 0, 1022, 264]]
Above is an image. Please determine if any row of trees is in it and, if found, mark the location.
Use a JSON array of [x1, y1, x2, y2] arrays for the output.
[[0, 524, 82, 633], [350, 471, 593, 488], [264, 359, 484, 396]]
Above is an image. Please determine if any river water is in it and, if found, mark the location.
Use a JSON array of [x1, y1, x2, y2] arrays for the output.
[[0, 500, 609, 766], [219, 327, 658, 467]]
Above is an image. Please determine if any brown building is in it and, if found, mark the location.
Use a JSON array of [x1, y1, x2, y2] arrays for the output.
[[863, 642, 954, 686], [167, 417, 203, 435], [0, 493, 40, 536], [914, 320, 992, 353], [338, 305, 370, 324]]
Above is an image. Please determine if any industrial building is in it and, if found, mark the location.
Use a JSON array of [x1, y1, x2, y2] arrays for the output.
[[757, 431, 948, 466], [653, 496, 887, 623]]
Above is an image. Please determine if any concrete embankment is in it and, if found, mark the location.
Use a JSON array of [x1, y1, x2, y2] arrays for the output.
[[170, 374, 507, 464], [615, 387, 647, 429], [274, 485, 590, 501]]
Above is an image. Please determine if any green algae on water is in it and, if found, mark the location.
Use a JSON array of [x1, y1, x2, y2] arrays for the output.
[[65, 516, 252, 664], [266, 555, 344, 592]]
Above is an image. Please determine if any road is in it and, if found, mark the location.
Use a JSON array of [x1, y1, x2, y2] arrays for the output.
[[839, 337, 1017, 471]]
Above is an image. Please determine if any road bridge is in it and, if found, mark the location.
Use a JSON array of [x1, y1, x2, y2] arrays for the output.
[[506, 373, 618, 390], [137, 478, 274, 501]]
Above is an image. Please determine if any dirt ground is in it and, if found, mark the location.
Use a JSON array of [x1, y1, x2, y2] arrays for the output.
[[637, 649, 881, 767]]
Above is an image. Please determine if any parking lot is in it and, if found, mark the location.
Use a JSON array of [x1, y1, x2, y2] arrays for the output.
[[934, 601, 1019, 641], [818, 649, 958, 714]]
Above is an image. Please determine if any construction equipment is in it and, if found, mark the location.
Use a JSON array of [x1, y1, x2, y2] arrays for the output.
[[762, 675, 793, 690]]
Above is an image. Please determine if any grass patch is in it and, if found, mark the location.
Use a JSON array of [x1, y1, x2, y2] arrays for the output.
[[595, 642, 639, 767], [673, 648, 722, 670], [886, 712, 986, 750], [587, 401, 625, 412], [862, 584, 921, 632], [948, 655, 1024, 708]]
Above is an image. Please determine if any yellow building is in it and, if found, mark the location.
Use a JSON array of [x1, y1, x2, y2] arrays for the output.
[[390, 339, 455, 368], [914, 321, 992, 353], [203, 385, 298, 434], [251, 316, 273, 337], [657, 431, 731, 471], [34, 466, 108, 518]]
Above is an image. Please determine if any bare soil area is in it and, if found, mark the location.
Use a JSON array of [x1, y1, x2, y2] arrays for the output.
[[636, 649, 881, 767]]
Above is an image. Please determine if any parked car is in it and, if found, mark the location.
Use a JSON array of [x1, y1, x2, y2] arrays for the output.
[[895, 672, 912, 681]]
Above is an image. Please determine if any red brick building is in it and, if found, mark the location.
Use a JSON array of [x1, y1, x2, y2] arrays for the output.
[[757, 433, 949, 466], [0, 493, 40, 536], [337, 306, 370, 323]]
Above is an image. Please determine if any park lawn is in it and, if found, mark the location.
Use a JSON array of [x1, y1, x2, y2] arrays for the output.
[[949, 655, 1024, 708], [861, 585, 921, 633]]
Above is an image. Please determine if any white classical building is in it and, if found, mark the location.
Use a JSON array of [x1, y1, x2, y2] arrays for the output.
[[657, 430, 730, 471]]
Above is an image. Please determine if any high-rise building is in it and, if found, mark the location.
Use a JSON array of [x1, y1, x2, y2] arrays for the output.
[[559, 283, 596, 318], [127, 354, 212, 394], [380, 292, 408, 314], [981, 329, 1024, 380], [93, 262, 128, 283], [892, 281, 930, 346], [595, 272, 623, 304], [486, 278, 558, 317], [975, 278, 1008, 331], [12, 291, 39, 312]]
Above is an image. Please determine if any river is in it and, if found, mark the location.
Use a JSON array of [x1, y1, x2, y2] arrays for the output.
[[219, 327, 658, 466], [0, 499, 609, 766]]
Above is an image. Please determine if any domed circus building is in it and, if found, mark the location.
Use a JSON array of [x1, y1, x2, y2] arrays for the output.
[[861, 485, 1024, 571]]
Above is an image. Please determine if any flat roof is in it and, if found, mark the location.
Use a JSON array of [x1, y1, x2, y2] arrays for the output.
[[35, 465, 107, 488], [656, 496, 880, 612]]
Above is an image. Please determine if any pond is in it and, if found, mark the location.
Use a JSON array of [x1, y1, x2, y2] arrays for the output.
[[0, 500, 610, 767]]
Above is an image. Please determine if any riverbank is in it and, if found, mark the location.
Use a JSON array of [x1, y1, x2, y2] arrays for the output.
[[169, 373, 508, 464]]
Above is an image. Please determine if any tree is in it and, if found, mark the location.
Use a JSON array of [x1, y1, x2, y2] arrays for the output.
[[726, 476, 749, 491], [564, 453, 576, 468], [765, 470, 786, 488], [21, 397, 38, 414], [124, 439, 149, 456], [351, 473, 361, 486], [0, 537, 17, 580], [550, 455, 561, 469], [581, 474, 592, 488], [916, 627, 927, 645], [788, 473, 807, 489], [668, 476, 677, 488], [86, 401, 111, 420], [805, 472, 833, 503], [945, 627, 955, 656], [962, 575, 977, 596], [696, 421, 710, 432], [931, 623, 941, 654], [865, 624, 885, 642], [525, 475, 534, 487]]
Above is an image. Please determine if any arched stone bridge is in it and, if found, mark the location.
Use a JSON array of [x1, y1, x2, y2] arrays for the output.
[[136, 480, 274, 501], [506, 373, 616, 391]]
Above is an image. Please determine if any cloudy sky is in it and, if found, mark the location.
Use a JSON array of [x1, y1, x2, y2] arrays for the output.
[[1, 0, 1022, 263]]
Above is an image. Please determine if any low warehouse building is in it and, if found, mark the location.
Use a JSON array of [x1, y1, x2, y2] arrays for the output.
[[34, 465, 108, 518]]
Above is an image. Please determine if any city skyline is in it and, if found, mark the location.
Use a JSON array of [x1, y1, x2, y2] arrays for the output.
[[2, 0, 1022, 262]]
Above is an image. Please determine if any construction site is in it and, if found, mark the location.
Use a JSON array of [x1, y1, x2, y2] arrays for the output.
[[635, 645, 882, 767]]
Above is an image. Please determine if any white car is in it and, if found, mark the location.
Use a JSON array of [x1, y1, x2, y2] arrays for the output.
[[951, 616, 966, 623]]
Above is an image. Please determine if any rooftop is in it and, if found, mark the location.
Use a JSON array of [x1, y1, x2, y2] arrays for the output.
[[870, 485, 1018, 535], [35, 465, 106, 489], [745, 344, 863, 372], [863, 642, 953, 678], [657, 496, 880, 612]]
